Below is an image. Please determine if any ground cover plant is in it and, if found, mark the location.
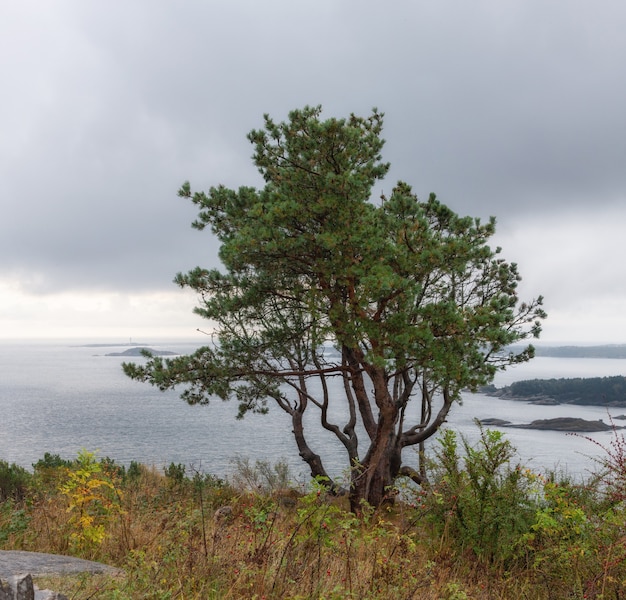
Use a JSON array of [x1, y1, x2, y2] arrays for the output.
[[2, 427, 626, 599]]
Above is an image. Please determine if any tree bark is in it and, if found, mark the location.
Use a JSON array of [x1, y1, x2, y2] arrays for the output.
[[349, 432, 402, 512], [349, 366, 401, 512], [291, 404, 336, 490]]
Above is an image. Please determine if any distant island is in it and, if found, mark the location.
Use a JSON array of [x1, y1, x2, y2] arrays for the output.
[[483, 375, 626, 407], [519, 344, 626, 359], [104, 347, 177, 357], [480, 417, 619, 432]]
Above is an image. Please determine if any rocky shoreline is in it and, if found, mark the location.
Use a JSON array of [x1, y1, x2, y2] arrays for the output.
[[480, 417, 620, 432], [477, 378, 626, 431]]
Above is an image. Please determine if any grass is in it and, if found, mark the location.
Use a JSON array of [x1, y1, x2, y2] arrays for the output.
[[2, 429, 626, 599]]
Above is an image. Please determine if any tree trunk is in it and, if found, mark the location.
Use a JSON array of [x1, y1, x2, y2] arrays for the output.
[[349, 368, 401, 512], [349, 434, 401, 512]]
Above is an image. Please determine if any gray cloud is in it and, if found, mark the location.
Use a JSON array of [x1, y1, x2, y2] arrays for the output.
[[1, 0, 625, 339]]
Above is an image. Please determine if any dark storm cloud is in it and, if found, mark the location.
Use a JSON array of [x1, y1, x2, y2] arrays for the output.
[[1, 0, 625, 302]]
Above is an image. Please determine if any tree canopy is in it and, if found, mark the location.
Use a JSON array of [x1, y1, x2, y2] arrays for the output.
[[123, 106, 546, 511]]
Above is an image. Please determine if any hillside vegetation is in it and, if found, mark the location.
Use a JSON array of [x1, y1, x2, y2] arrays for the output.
[[2, 427, 626, 599]]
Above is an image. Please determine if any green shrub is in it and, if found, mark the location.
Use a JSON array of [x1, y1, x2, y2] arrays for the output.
[[164, 462, 188, 487], [33, 452, 73, 471], [0, 460, 32, 503], [422, 424, 537, 564], [229, 456, 292, 494], [519, 430, 626, 597], [521, 477, 593, 594], [32, 453, 74, 489], [126, 460, 142, 482]]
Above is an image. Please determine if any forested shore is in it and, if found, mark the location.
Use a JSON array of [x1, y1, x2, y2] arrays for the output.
[[486, 375, 626, 406]]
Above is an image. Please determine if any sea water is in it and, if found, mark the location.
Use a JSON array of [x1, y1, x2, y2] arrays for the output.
[[1, 339, 625, 483]]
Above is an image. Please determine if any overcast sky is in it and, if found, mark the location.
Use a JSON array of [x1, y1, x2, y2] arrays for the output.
[[1, 1, 625, 343]]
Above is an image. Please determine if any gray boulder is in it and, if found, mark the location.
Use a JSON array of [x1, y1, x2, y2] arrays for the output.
[[0, 575, 68, 600]]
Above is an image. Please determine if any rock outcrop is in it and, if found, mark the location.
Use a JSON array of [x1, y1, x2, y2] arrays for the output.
[[0, 574, 67, 600], [480, 417, 618, 432]]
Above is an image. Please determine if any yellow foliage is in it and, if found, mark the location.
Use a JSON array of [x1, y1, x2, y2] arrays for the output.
[[57, 449, 123, 553]]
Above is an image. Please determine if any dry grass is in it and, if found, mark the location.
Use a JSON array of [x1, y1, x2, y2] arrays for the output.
[[3, 450, 626, 599]]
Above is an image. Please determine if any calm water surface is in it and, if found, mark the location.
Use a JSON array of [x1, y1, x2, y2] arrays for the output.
[[1, 340, 625, 482]]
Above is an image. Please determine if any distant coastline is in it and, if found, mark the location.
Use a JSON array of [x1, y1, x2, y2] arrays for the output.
[[77, 343, 150, 348], [528, 344, 626, 359], [483, 375, 626, 407]]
